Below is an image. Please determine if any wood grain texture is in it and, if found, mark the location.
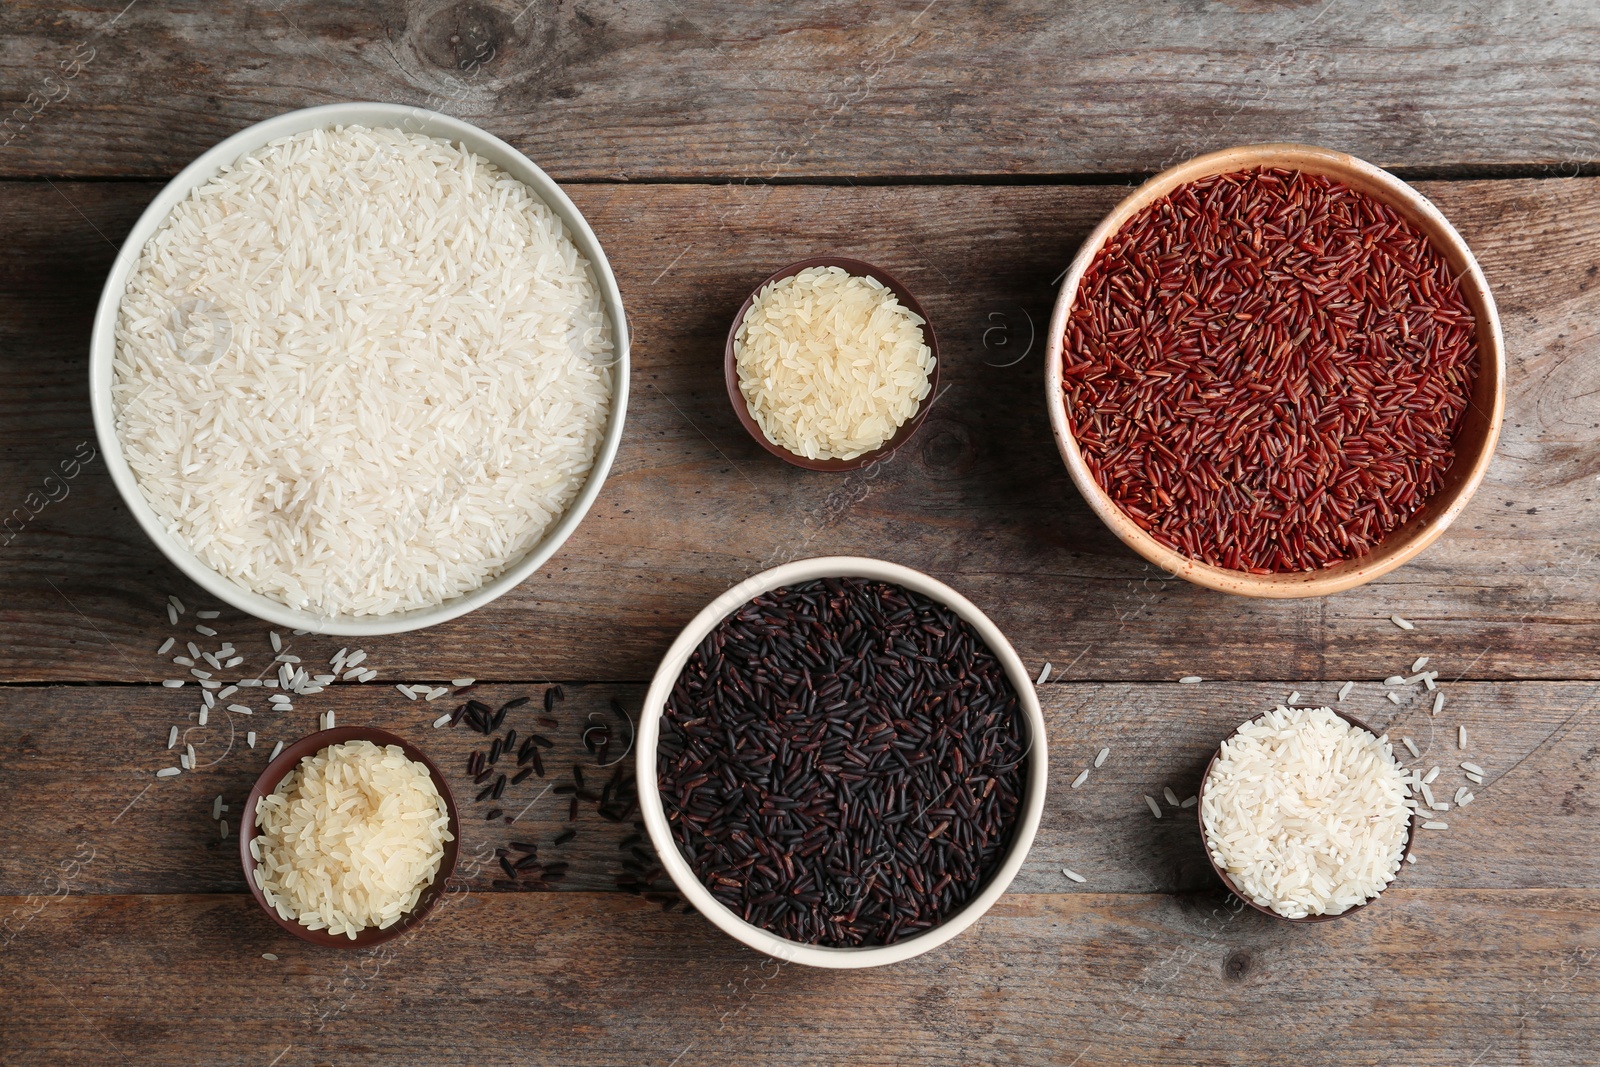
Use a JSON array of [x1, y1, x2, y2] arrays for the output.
[[2, 177, 1598, 683], [2, 679, 1594, 897], [0, 889, 1595, 1066], [1, 1, 1599, 181]]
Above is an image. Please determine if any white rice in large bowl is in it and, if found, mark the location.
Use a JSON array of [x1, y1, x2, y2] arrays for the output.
[[113, 126, 614, 617], [1200, 705, 1413, 918], [250, 739, 453, 938]]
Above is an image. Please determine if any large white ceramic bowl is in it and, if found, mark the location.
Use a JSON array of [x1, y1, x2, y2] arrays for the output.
[[89, 102, 630, 636], [636, 556, 1049, 969]]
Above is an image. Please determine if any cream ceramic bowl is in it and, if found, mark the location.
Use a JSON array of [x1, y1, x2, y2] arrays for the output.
[[89, 103, 629, 636], [1044, 143, 1504, 598], [636, 556, 1049, 969]]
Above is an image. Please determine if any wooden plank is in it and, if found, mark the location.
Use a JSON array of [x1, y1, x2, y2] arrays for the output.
[[0, 888, 1594, 1065], [1, 1, 1598, 180], [1, 177, 1598, 683], [1, 680, 1592, 897]]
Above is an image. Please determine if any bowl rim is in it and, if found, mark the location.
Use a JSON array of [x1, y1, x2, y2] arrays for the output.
[[723, 256, 941, 472], [1195, 704, 1415, 923], [89, 101, 631, 635], [634, 555, 1048, 969], [1043, 142, 1506, 598], [238, 725, 462, 948]]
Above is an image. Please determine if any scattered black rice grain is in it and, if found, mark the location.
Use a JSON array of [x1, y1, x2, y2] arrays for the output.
[[538, 716, 559, 729], [573, 766, 586, 790], [474, 783, 496, 803], [512, 767, 534, 785], [485, 808, 504, 821], [473, 769, 492, 785], [491, 879, 520, 889], [568, 796, 579, 821], [503, 729, 517, 752], [514, 854, 542, 871], [490, 705, 509, 731], [552, 784, 576, 795], [488, 738, 503, 765], [543, 688, 556, 713], [500, 697, 531, 713], [500, 856, 517, 880], [492, 774, 507, 800], [530, 734, 555, 749], [554, 829, 576, 846], [450, 703, 470, 727], [531, 750, 545, 777], [543, 871, 567, 882], [657, 576, 1027, 948], [510, 841, 540, 853]]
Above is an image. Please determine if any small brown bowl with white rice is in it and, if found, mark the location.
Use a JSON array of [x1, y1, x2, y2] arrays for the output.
[[724, 256, 940, 472], [1197, 705, 1415, 923], [240, 727, 460, 948]]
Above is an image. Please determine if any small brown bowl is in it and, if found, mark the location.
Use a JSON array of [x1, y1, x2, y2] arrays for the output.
[[1196, 706, 1415, 923], [724, 255, 940, 472], [1044, 143, 1506, 597], [239, 726, 461, 948]]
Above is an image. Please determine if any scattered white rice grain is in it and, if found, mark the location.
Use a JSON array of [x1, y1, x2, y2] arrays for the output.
[[1420, 782, 1436, 808], [199, 679, 220, 690], [166, 603, 179, 625], [359, 669, 378, 683], [346, 650, 367, 668], [270, 632, 282, 653], [1453, 786, 1468, 804], [248, 732, 257, 748], [157, 637, 175, 655], [331, 647, 349, 666], [452, 677, 477, 688], [1094, 747, 1110, 768], [1432, 692, 1445, 716], [1432, 801, 1450, 812], [219, 820, 228, 838], [186, 641, 200, 658], [1287, 690, 1301, 705], [1338, 681, 1355, 702], [162, 679, 185, 688], [1062, 868, 1087, 884], [432, 712, 453, 728], [167, 725, 179, 749], [180, 752, 191, 770], [301, 686, 325, 695], [1422, 765, 1440, 785], [1391, 615, 1415, 630], [190, 668, 211, 680], [312, 674, 335, 684], [1178, 676, 1202, 684], [1421, 820, 1448, 830], [198, 707, 208, 726], [196, 625, 218, 637], [322, 711, 335, 730], [173, 655, 194, 667], [1384, 676, 1405, 686], [261, 953, 277, 961], [1458, 725, 1468, 749], [213, 795, 224, 820], [1461, 761, 1485, 776], [217, 685, 236, 700], [1071, 769, 1090, 789], [344, 668, 365, 681], [425, 686, 449, 701], [292, 630, 309, 636], [156, 767, 181, 778], [270, 741, 284, 760], [1423, 674, 1437, 691], [225, 656, 244, 668], [1035, 663, 1052, 685], [1405, 852, 1418, 864], [197, 610, 220, 619], [1162, 786, 1180, 806], [1465, 771, 1485, 785], [168, 594, 185, 614], [1144, 795, 1163, 818], [1181, 795, 1198, 809], [1402, 737, 1421, 758], [239, 679, 261, 687], [1459, 791, 1475, 806], [397, 685, 417, 700], [1387, 692, 1403, 705], [276, 655, 300, 664], [1411, 656, 1429, 672], [228, 704, 253, 715]]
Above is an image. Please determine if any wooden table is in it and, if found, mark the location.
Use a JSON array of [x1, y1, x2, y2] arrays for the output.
[[3, 3, 1598, 1064]]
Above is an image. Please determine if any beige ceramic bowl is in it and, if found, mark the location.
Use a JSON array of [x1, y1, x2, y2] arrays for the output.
[[1044, 143, 1505, 597]]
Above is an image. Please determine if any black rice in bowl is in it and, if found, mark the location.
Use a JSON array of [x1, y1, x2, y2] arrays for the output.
[[657, 577, 1027, 947]]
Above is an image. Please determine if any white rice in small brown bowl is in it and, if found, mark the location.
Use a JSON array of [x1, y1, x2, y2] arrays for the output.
[[1198, 705, 1415, 921], [90, 103, 629, 636], [241, 727, 458, 947]]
